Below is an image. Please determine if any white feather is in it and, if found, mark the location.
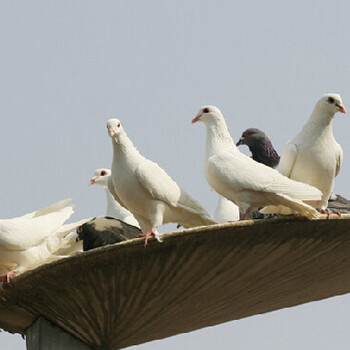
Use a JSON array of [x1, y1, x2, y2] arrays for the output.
[[214, 196, 240, 223]]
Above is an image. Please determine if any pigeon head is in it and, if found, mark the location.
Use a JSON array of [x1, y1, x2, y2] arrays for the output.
[[107, 119, 124, 142], [89, 168, 111, 186], [236, 128, 280, 168], [192, 105, 225, 125], [192, 105, 234, 145], [236, 128, 266, 147], [318, 93, 346, 115]]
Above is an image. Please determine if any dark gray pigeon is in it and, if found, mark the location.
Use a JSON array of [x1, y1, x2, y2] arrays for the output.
[[236, 128, 280, 168], [76, 217, 142, 251]]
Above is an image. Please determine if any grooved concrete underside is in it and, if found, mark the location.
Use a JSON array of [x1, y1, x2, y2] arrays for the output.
[[0, 215, 350, 350]]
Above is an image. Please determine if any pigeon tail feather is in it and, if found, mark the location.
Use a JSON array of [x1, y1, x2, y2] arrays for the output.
[[261, 193, 320, 219]]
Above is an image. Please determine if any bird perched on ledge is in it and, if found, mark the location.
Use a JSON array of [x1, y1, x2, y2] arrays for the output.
[[0, 199, 86, 287], [192, 105, 322, 220], [266, 93, 346, 216], [236, 127, 280, 219], [77, 216, 141, 251], [107, 118, 216, 245]]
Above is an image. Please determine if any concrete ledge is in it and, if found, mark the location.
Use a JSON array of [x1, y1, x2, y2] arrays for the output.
[[0, 215, 350, 349]]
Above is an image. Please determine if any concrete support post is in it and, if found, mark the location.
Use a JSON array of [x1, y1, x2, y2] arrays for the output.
[[26, 317, 92, 350]]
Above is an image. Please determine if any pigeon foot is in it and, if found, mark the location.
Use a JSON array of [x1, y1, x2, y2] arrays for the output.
[[240, 208, 253, 220], [239, 213, 247, 221], [138, 227, 158, 246], [320, 209, 341, 218], [0, 271, 17, 288]]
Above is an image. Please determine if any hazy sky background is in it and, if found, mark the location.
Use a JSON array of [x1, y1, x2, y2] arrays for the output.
[[1, 1, 350, 349]]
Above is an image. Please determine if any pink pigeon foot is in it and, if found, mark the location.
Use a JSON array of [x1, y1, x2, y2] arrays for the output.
[[0, 271, 17, 288], [320, 209, 341, 218], [138, 227, 158, 246], [239, 213, 247, 220]]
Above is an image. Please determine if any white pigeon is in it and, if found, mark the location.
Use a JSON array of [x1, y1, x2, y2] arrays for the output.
[[106, 118, 216, 245], [274, 93, 346, 215], [0, 199, 86, 286], [192, 105, 322, 219], [89, 168, 141, 228], [214, 195, 240, 223]]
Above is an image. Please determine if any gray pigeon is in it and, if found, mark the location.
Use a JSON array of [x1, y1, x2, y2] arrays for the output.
[[236, 128, 280, 168], [77, 217, 141, 251]]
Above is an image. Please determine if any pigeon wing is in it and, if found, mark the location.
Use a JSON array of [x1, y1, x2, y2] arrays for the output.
[[335, 145, 343, 177], [207, 150, 321, 200], [16, 198, 72, 219], [0, 205, 74, 251], [135, 159, 211, 217], [277, 143, 298, 177], [107, 176, 128, 209]]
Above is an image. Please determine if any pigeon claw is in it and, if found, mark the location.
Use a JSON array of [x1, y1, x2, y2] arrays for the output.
[[0, 271, 17, 288], [138, 227, 158, 246], [239, 213, 247, 221], [138, 232, 156, 246], [320, 209, 341, 218]]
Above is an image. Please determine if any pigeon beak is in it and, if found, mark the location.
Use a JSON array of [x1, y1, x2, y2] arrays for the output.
[[108, 128, 116, 137], [89, 177, 98, 186], [337, 105, 346, 114], [192, 114, 202, 123], [236, 137, 244, 146]]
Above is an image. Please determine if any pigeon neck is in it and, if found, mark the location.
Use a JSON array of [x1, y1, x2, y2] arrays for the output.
[[112, 133, 142, 163], [205, 121, 236, 157], [307, 105, 335, 130], [249, 138, 280, 168], [248, 138, 266, 156]]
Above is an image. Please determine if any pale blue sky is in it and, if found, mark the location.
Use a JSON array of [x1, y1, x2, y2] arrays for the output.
[[1, 1, 350, 349]]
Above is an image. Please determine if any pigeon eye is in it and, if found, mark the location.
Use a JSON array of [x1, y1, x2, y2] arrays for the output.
[[203, 107, 209, 113], [101, 170, 106, 176], [117, 123, 121, 127], [246, 131, 254, 136], [328, 97, 335, 104]]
